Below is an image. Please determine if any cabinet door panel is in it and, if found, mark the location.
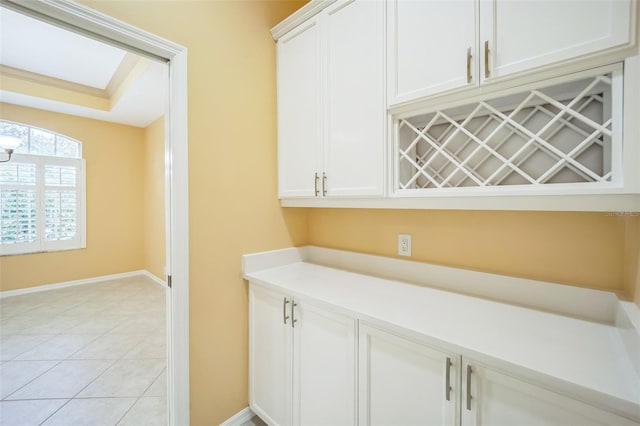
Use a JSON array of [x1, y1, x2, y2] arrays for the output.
[[462, 361, 639, 426], [249, 285, 292, 426], [293, 300, 357, 425], [359, 324, 459, 426], [480, 0, 633, 81], [277, 21, 322, 198], [388, 0, 477, 105], [324, 0, 385, 197]]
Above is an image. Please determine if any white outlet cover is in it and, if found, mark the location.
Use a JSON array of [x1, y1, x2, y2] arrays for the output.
[[398, 234, 411, 256]]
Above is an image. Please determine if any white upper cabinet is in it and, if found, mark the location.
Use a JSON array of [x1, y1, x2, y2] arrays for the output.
[[480, 0, 634, 82], [388, 0, 635, 106], [277, 21, 322, 198], [324, 0, 385, 197], [388, 0, 478, 105], [276, 0, 385, 199]]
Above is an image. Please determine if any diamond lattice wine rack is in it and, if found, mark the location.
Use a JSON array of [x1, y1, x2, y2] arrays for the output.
[[394, 65, 623, 196]]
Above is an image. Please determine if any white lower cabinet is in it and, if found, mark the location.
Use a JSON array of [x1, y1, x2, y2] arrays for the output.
[[462, 361, 638, 426], [250, 285, 638, 426], [357, 323, 638, 426], [249, 284, 357, 426], [358, 323, 460, 426]]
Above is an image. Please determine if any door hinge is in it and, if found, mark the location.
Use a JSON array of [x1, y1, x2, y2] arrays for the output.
[[167, 275, 172, 288]]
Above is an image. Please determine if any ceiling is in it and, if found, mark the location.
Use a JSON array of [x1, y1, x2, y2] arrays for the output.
[[0, 7, 168, 128]]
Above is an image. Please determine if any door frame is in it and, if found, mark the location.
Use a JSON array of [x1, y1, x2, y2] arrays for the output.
[[0, 1, 190, 424]]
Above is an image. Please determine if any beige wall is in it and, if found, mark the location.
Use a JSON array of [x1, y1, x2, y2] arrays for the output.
[[79, 1, 308, 424], [307, 209, 629, 292], [142, 116, 165, 280], [0, 103, 146, 291]]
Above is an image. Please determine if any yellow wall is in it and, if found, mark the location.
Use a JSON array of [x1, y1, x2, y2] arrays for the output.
[[307, 209, 629, 292], [142, 116, 165, 280], [79, 1, 308, 424], [0, 103, 145, 291]]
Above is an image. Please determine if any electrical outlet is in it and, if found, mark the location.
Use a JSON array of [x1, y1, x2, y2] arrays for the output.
[[398, 234, 411, 256]]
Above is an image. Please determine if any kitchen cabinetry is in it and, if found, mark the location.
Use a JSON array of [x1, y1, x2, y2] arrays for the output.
[[244, 251, 640, 426], [387, 0, 635, 106], [358, 323, 460, 426], [276, 0, 385, 199], [249, 284, 357, 426], [461, 361, 639, 426], [480, 0, 634, 82], [359, 323, 638, 426], [387, 0, 477, 104]]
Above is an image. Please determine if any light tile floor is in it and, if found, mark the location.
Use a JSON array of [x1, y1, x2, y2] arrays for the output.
[[0, 276, 167, 426]]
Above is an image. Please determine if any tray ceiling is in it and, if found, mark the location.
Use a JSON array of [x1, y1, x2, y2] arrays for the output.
[[0, 7, 167, 128]]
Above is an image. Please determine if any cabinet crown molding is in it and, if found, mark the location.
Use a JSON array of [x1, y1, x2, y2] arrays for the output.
[[270, 0, 336, 40]]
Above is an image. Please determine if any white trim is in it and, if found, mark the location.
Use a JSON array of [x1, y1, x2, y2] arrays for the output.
[[142, 270, 167, 288], [166, 48, 190, 426], [0, 270, 150, 298], [0, 2, 191, 425], [219, 407, 255, 426], [243, 246, 619, 324], [270, 0, 336, 40]]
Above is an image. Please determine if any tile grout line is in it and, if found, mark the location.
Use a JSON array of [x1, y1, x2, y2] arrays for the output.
[[1, 277, 167, 426], [1, 359, 65, 401], [115, 366, 167, 425]]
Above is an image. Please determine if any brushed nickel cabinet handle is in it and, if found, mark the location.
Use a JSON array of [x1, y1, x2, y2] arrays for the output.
[[322, 173, 327, 197], [283, 297, 290, 325], [314, 173, 319, 197], [466, 365, 473, 410], [466, 47, 472, 83], [484, 40, 490, 78], [291, 301, 298, 328], [445, 357, 452, 401]]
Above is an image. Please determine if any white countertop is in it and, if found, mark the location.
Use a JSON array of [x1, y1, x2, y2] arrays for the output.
[[244, 257, 640, 421]]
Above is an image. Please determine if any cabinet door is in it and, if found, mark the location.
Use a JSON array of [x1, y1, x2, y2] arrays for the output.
[[462, 361, 639, 426], [358, 323, 459, 426], [277, 20, 322, 198], [480, 0, 634, 81], [388, 0, 477, 105], [292, 299, 357, 425], [323, 0, 385, 197], [249, 285, 292, 426]]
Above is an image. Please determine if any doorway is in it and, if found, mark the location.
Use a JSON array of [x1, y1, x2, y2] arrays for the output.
[[0, 1, 189, 424]]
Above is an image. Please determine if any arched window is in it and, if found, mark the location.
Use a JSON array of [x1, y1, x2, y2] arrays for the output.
[[0, 120, 86, 255]]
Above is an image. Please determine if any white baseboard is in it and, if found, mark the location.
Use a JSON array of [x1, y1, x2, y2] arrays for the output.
[[142, 270, 168, 288], [219, 407, 254, 426], [0, 270, 164, 298]]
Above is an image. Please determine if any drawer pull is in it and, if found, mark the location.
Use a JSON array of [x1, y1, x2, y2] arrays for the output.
[[445, 357, 452, 401], [484, 40, 490, 78], [283, 297, 290, 325], [291, 301, 298, 328], [466, 365, 473, 410], [322, 172, 327, 196], [314, 173, 319, 197], [466, 47, 472, 83]]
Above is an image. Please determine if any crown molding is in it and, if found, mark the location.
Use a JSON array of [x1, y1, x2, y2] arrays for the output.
[[0, 64, 108, 98], [270, 0, 337, 40]]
